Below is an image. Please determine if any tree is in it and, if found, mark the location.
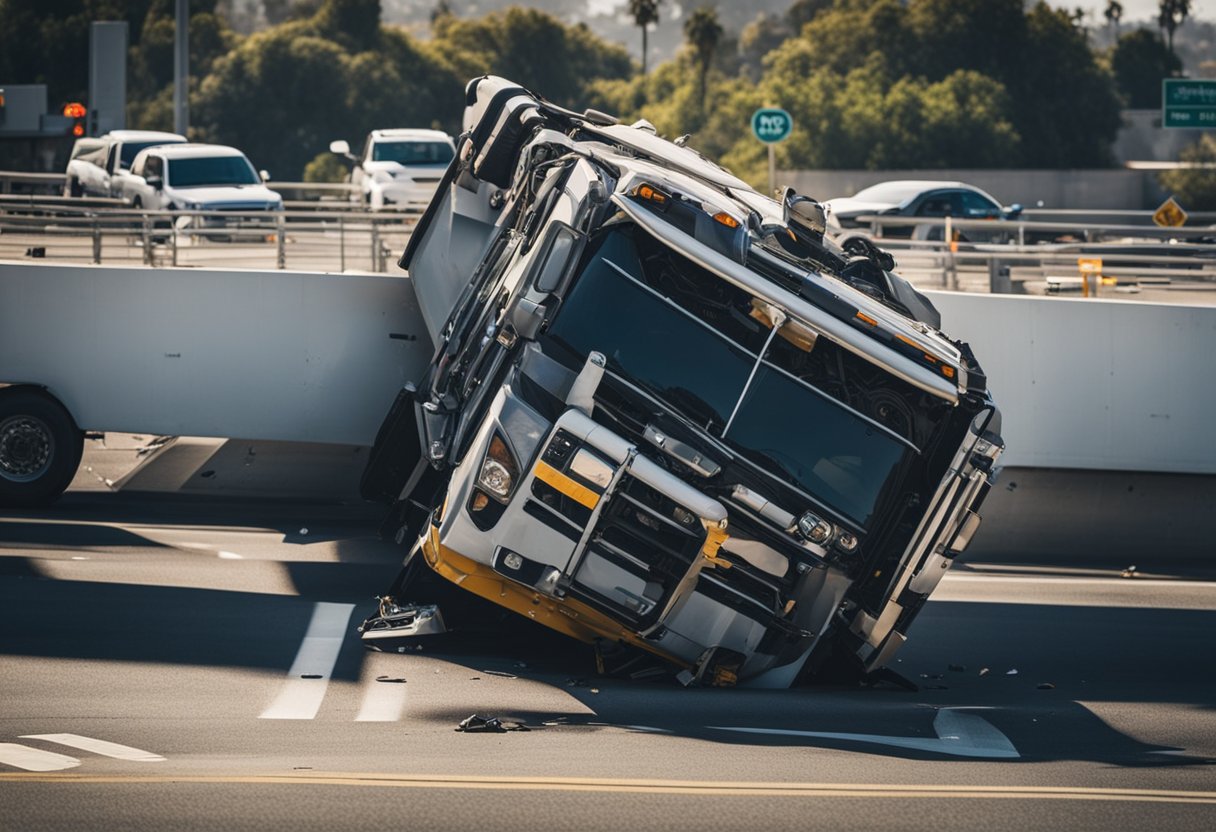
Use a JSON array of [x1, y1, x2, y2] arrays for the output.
[[1111, 29, 1181, 108], [627, 0, 660, 76], [787, 0, 835, 33], [684, 6, 722, 110], [1103, 0, 1123, 38], [1158, 0, 1190, 55], [1157, 135, 1216, 210]]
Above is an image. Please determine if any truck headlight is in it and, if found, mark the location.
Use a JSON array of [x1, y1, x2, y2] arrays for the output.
[[477, 433, 519, 501], [835, 530, 859, 553], [797, 510, 834, 545]]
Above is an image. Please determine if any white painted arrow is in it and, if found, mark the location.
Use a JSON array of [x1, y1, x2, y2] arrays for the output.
[[710, 708, 1020, 759]]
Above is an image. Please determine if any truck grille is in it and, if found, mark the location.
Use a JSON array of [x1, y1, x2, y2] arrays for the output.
[[570, 475, 706, 627]]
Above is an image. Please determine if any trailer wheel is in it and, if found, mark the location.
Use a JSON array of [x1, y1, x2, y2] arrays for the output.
[[0, 391, 84, 507]]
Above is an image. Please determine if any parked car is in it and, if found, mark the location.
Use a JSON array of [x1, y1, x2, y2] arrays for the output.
[[63, 130, 187, 199], [824, 180, 1022, 241], [329, 129, 455, 210], [123, 144, 282, 232]]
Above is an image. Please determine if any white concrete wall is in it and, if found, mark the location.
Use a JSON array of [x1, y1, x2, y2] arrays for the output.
[[927, 291, 1216, 474], [0, 262, 434, 446]]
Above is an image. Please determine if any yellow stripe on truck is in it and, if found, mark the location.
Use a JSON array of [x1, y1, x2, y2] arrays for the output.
[[532, 460, 601, 510]]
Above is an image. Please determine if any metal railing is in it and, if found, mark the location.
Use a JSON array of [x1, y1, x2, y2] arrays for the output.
[[0, 203, 417, 273]]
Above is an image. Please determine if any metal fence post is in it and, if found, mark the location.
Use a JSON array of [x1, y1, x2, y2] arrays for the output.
[[92, 217, 102, 264], [142, 215, 154, 266], [370, 220, 380, 272], [339, 215, 346, 272], [276, 213, 286, 269]]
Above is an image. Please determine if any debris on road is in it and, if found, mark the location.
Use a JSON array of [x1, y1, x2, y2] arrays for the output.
[[1005, 669, 1018, 675], [1037, 682, 1055, 690], [1121, 565, 1138, 579], [456, 714, 529, 733], [375, 675, 406, 683], [979, 668, 991, 676]]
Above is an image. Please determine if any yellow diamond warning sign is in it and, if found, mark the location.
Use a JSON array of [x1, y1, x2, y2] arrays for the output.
[[1153, 197, 1188, 228]]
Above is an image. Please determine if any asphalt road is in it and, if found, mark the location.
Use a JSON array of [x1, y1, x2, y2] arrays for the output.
[[2, 465, 1214, 830]]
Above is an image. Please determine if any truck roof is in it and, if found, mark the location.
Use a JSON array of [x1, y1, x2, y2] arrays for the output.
[[145, 143, 249, 159], [369, 129, 453, 143], [102, 130, 187, 143]]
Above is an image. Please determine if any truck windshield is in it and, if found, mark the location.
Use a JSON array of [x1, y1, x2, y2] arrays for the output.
[[372, 141, 454, 165], [168, 156, 261, 187], [544, 229, 910, 527]]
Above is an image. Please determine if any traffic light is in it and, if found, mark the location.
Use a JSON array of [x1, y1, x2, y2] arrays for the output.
[[62, 102, 87, 137]]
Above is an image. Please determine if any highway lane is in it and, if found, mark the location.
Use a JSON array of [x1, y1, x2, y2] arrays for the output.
[[1, 484, 1214, 830]]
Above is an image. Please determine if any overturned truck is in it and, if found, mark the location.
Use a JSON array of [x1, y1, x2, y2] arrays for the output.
[[360, 77, 1003, 687]]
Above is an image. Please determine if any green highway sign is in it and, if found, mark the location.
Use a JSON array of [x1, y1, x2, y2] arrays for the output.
[[752, 108, 793, 143], [1162, 79, 1216, 129]]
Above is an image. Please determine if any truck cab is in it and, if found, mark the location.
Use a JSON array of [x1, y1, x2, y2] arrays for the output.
[[360, 77, 1003, 687]]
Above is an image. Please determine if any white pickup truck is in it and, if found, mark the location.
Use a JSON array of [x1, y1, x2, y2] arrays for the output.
[[329, 129, 455, 210], [122, 143, 283, 226], [63, 130, 186, 199]]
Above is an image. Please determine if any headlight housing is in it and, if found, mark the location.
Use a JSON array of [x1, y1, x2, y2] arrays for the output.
[[796, 510, 834, 546], [476, 433, 519, 503]]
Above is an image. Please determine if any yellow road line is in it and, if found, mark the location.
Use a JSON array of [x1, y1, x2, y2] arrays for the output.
[[1, 773, 1214, 804]]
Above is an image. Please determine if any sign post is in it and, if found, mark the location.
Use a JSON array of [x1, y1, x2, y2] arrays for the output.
[[1162, 79, 1216, 129], [1078, 257, 1103, 298], [751, 107, 792, 196]]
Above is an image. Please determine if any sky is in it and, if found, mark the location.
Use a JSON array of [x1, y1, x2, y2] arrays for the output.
[[1066, 1, 1210, 24]]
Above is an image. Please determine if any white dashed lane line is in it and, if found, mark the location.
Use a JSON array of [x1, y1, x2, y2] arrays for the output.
[[0, 743, 80, 772], [20, 734, 165, 762], [259, 602, 355, 720]]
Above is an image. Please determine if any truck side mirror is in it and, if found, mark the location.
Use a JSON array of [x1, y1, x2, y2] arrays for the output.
[[527, 221, 585, 295], [329, 139, 357, 162], [259, 169, 271, 182], [146, 176, 163, 190]]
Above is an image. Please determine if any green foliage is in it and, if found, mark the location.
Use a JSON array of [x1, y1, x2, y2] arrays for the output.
[[431, 8, 633, 108], [302, 151, 349, 182], [1111, 29, 1181, 109], [1158, 135, 1216, 211]]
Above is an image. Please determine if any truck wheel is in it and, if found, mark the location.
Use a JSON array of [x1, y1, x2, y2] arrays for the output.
[[0, 391, 84, 507], [68, 178, 83, 198]]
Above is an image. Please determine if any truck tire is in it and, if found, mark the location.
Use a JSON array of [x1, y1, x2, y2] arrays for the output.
[[0, 390, 84, 507], [68, 178, 83, 198]]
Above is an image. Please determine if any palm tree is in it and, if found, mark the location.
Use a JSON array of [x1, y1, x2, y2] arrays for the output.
[[1158, 0, 1191, 55], [684, 6, 723, 110], [628, 0, 661, 76], [1103, 0, 1123, 39]]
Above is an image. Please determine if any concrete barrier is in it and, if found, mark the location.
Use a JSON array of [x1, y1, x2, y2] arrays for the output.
[[928, 291, 1216, 475]]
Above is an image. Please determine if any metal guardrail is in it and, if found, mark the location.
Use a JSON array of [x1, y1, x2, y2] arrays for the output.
[[4, 200, 1215, 294], [0, 203, 418, 273]]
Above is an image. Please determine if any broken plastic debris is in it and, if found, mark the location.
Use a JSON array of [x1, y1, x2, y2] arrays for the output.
[[300, 674, 322, 679], [199, 470, 216, 478], [375, 676, 406, 684], [589, 688, 600, 694], [979, 668, 990, 676], [456, 714, 529, 733], [299, 527, 309, 535], [565, 677, 590, 688], [1005, 669, 1018, 675], [482, 670, 518, 679], [1037, 682, 1055, 690], [1121, 565, 1138, 579]]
